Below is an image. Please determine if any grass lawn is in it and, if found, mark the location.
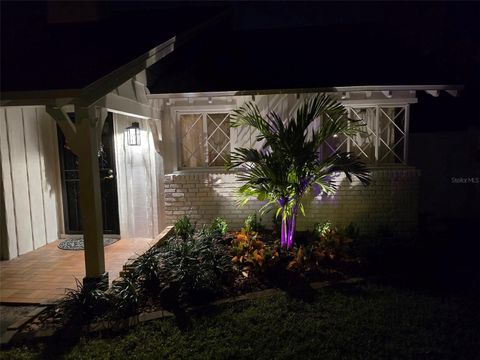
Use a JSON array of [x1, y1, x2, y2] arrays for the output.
[[2, 282, 479, 360]]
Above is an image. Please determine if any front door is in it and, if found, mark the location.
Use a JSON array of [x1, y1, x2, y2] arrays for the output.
[[57, 113, 120, 234]]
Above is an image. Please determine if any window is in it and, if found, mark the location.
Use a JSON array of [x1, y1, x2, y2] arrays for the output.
[[322, 105, 408, 164], [178, 112, 231, 168]]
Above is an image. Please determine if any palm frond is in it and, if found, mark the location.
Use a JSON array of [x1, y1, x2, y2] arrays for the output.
[[295, 94, 346, 131], [315, 152, 371, 186], [228, 148, 263, 169], [230, 102, 273, 141]]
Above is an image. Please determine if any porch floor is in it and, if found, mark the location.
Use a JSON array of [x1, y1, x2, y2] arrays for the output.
[[0, 238, 153, 304]]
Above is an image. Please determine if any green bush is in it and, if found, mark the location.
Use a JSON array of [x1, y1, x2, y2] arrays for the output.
[[312, 221, 355, 261], [58, 273, 142, 325], [158, 232, 232, 308], [209, 217, 229, 237], [174, 215, 196, 240], [108, 273, 140, 319], [313, 221, 332, 238], [57, 216, 231, 323], [57, 279, 109, 325], [243, 213, 265, 233], [133, 246, 162, 295]]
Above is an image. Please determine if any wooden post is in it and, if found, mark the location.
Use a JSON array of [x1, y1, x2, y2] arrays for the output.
[[75, 106, 108, 289], [46, 105, 108, 289]]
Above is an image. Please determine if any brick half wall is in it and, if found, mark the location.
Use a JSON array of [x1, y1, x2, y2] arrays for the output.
[[164, 167, 420, 235]]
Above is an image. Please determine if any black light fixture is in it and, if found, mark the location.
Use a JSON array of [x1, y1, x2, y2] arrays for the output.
[[126, 122, 141, 146]]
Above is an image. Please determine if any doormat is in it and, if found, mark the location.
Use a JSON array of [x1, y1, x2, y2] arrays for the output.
[[57, 237, 119, 251]]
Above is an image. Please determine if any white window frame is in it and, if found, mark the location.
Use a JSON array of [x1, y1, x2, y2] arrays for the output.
[[172, 105, 234, 170], [325, 103, 411, 165]]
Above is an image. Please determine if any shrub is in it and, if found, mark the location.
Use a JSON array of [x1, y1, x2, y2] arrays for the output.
[[231, 230, 279, 276], [287, 243, 320, 272], [108, 273, 140, 318], [133, 246, 162, 295], [287, 223, 356, 273], [313, 221, 332, 238], [314, 222, 354, 261], [243, 213, 265, 234], [174, 215, 196, 240], [209, 217, 229, 237], [57, 279, 109, 325], [158, 232, 232, 308]]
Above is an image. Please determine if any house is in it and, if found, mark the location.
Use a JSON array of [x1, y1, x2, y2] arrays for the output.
[[0, 3, 464, 288]]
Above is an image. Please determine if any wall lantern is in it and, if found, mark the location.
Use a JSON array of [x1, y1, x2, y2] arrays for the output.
[[126, 122, 141, 146]]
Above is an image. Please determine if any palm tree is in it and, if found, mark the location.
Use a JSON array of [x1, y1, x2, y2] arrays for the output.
[[227, 94, 371, 249]]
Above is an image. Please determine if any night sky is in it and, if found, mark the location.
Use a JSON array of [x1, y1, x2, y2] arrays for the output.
[[1, 1, 479, 131]]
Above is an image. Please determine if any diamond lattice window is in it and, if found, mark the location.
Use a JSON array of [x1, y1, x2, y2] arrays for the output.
[[179, 112, 231, 168], [322, 105, 408, 164]]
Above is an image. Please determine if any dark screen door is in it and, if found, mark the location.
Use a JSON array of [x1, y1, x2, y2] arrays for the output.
[[58, 113, 120, 234]]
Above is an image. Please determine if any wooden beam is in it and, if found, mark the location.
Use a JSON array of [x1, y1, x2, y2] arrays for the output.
[[94, 93, 153, 120], [45, 106, 79, 154], [0, 90, 80, 107], [446, 89, 459, 97], [96, 107, 109, 148], [341, 98, 418, 106], [148, 119, 162, 154], [425, 90, 440, 97]]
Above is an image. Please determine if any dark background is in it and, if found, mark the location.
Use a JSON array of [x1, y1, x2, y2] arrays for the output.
[[2, 1, 479, 131]]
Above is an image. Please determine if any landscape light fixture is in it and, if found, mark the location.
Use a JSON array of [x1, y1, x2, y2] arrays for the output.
[[126, 122, 141, 146]]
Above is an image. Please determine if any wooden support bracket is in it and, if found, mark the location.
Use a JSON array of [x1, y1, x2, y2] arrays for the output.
[[45, 106, 79, 154]]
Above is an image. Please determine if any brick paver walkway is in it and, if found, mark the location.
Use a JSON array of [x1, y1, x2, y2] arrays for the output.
[[0, 238, 153, 304]]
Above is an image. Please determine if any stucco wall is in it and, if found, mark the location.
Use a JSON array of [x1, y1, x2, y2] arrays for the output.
[[164, 167, 419, 235], [0, 106, 62, 259]]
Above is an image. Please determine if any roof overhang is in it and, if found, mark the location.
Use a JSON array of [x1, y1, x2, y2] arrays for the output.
[[0, 89, 81, 107], [147, 84, 463, 100]]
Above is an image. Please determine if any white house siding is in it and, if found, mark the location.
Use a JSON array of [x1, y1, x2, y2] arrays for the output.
[[163, 168, 419, 235], [0, 106, 61, 259], [113, 113, 160, 239]]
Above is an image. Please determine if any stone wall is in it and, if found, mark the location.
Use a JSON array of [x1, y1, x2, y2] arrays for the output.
[[164, 167, 420, 235]]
